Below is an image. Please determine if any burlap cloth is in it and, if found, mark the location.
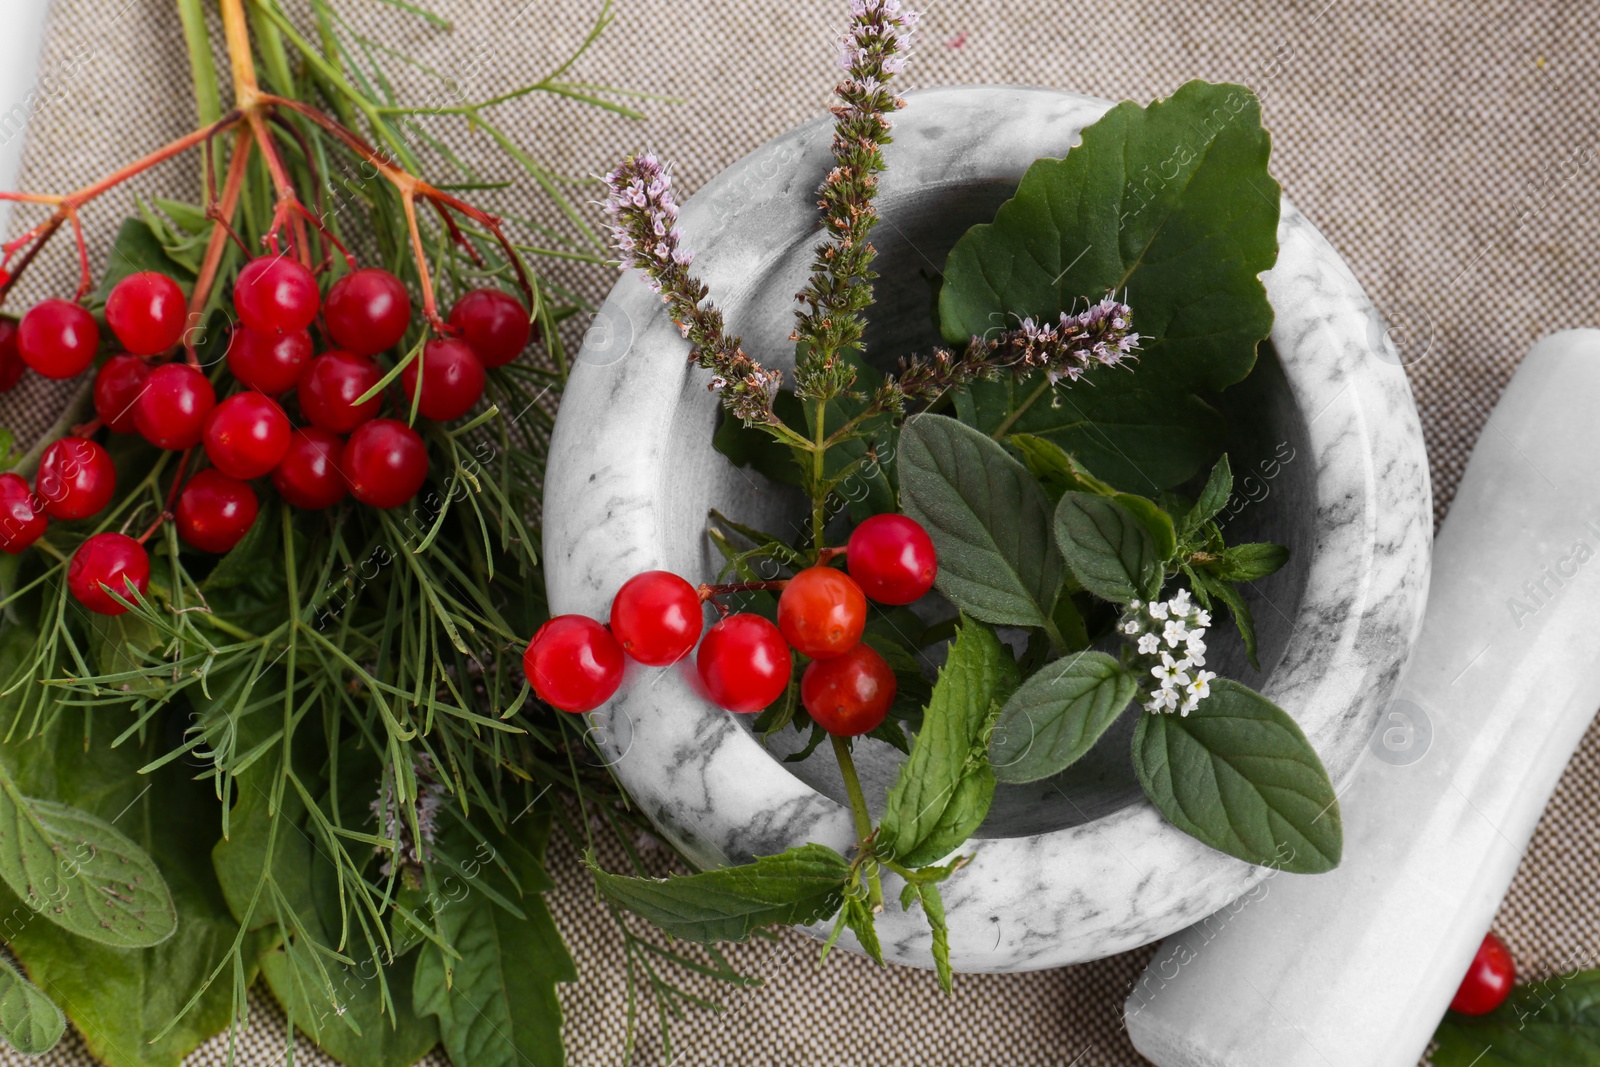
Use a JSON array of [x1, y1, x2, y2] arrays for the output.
[[2, 0, 1597, 1064]]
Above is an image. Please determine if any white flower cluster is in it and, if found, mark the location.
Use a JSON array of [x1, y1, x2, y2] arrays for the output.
[[1120, 589, 1216, 716]]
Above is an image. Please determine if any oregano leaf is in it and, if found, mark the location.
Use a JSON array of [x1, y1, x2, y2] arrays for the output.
[[0, 957, 65, 1055], [0, 773, 177, 948], [1131, 679, 1341, 873], [990, 651, 1137, 783]]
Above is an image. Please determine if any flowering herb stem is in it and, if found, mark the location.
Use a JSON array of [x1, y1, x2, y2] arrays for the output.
[[830, 733, 883, 912]]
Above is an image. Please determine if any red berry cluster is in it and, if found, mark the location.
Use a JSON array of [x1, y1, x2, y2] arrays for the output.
[[523, 513, 938, 738], [1, 260, 532, 617]]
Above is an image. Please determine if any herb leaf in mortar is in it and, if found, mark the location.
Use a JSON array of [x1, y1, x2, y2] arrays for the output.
[[1132, 678, 1342, 874], [938, 80, 1281, 488]]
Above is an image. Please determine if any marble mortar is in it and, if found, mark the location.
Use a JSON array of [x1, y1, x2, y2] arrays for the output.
[[543, 85, 1432, 971]]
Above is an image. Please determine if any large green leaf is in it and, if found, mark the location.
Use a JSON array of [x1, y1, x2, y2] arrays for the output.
[[0, 726, 266, 1067], [0, 765, 176, 948], [261, 947, 437, 1067], [588, 844, 851, 945], [1434, 970, 1600, 1065], [990, 651, 1137, 784], [939, 81, 1279, 489], [879, 619, 1018, 868], [1131, 679, 1341, 873], [1053, 492, 1161, 604], [0, 956, 65, 1055], [413, 817, 576, 1067], [898, 414, 1062, 628]]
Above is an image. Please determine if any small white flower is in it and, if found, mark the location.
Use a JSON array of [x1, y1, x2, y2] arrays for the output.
[[1193, 609, 1212, 628], [1129, 598, 1143, 610], [1147, 601, 1169, 621], [1137, 633, 1161, 655], [1163, 618, 1190, 648], [1154, 687, 1180, 713], [1179, 693, 1200, 716], [1121, 619, 1142, 636], [1185, 633, 1207, 659], [1187, 670, 1217, 703], [1152, 652, 1191, 690], [1170, 589, 1193, 613]]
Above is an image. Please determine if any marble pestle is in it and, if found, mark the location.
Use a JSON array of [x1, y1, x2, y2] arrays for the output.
[[1125, 329, 1600, 1065]]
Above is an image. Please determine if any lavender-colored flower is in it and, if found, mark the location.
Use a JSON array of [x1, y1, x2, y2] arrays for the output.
[[878, 292, 1141, 412], [602, 153, 781, 424], [372, 753, 446, 886], [794, 1, 921, 401]]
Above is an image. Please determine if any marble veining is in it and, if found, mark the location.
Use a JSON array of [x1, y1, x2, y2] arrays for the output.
[[543, 86, 1432, 972]]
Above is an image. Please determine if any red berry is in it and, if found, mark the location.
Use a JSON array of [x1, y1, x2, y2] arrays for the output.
[[1451, 932, 1515, 1016], [777, 567, 867, 660], [324, 268, 411, 355], [272, 427, 347, 510], [93, 354, 151, 434], [67, 532, 150, 615], [610, 570, 703, 666], [448, 288, 531, 367], [203, 392, 291, 480], [17, 299, 99, 379], [135, 363, 216, 450], [342, 418, 427, 509], [0, 473, 47, 553], [400, 338, 485, 422], [228, 326, 312, 395], [297, 350, 382, 433], [35, 437, 116, 521], [175, 469, 258, 553], [801, 643, 897, 736], [523, 614, 625, 713], [105, 272, 187, 355], [0, 319, 26, 392], [847, 514, 938, 605], [696, 614, 792, 713], [233, 255, 320, 334]]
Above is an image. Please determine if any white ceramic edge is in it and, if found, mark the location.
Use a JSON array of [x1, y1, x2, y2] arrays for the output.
[[544, 85, 1431, 971]]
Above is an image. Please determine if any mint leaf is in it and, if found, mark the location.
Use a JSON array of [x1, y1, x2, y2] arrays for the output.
[[898, 414, 1062, 629], [0, 957, 64, 1055], [842, 895, 884, 966], [1183, 455, 1234, 538], [908, 881, 954, 994], [1010, 434, 1176, 559], [1209, 542, 1290, 582], [990, 651, 1137, 783], [1193, 569, 1264, 670], [1132, 679, 1341, 872], [880, 619, 1018, 868], [1053, 492, 1161, 603], [1434, 970, 1600, 1066], [586, 844, 850, 944], [938, 81, 1279, 488], [414, 818, 575, 1067], [92, 218, 195, 305]]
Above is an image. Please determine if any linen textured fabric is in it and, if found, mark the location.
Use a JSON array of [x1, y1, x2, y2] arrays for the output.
[[2, 0, 1597, 1064]]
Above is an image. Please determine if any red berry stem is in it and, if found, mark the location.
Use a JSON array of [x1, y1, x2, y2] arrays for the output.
[[695, 579, 789, 617], [137, 446, 194, 545], [816, 545, 847, 565]]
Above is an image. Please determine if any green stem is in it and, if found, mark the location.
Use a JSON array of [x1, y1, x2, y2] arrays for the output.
[[831, 733, 883, 912], [810, 402, 828, 552], [990, 377, 1052, 440]]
